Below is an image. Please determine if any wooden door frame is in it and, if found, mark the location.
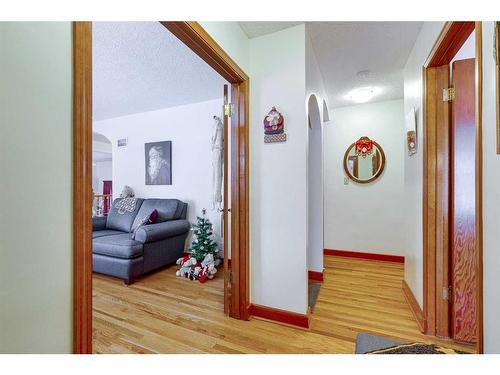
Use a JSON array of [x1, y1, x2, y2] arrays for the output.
[[73, 21, 250, 354], [422, 21, 483, 353]]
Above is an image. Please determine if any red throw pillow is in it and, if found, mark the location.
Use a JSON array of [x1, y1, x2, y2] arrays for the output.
[[132, 209, 159, 239], [148, 209, 158, 224]]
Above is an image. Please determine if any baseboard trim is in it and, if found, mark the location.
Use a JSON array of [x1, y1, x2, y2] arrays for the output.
[[247, 303, 310, 329], [402, 280, 426, 333], [308, 270, 324, 282], [324, 249, 405, 264]]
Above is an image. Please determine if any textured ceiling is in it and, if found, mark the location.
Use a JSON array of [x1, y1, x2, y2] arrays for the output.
[[306, 22, 423, 108], [92, 22, 227, 121], [239, 22, 303, 38]]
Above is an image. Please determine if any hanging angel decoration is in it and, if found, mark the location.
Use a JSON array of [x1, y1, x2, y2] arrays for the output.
[[211, 115, 224, 211]]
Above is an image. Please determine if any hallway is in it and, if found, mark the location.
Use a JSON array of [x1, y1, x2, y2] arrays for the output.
[[92, 256, 474, 353]]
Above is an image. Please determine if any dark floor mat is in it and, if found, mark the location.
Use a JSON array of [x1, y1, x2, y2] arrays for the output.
[[308, 283, 321, 311]]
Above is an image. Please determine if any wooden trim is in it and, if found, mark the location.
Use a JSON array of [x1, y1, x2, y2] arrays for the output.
[[160, 22, 248, 83], [435, 64, 451, 339], [74, 21, 251, 352], [223, 84, 230, 316], [402, 280, 426, 333], [308, 271, 324, 282], [222, 80, 249, 320], [324, 249, 405, 264], [73, 21, 93, 354], [423, 65, 439, 336], [423, 63, 452, 337], [474, 21, 484, 354], [248, 304, 311, 329], [422, 21, 483, 352], [422, 64, 434, 336], [425, 22, 475, 68]]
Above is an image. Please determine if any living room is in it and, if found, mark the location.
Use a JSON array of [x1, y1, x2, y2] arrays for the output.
[[90, 21, 231, 349]]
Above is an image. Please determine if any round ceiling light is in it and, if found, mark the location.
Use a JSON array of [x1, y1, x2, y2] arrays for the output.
[[347, 87, 378, 104]]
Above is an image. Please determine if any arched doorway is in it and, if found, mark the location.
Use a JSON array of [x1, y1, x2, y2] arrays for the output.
[[307, 94, 324, 282], [92, 131, 112, 216]]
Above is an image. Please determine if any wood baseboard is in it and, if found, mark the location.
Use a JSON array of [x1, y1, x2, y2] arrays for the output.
[[402, 280, 426, 333], [308, 270, 324, 282], [324, 249, 405, 264], [247, 303, 310, 329]]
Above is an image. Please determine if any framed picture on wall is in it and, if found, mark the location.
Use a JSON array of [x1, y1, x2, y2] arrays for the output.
[[495, 22, 500, 154], [406, 107, 417, 156], [145, 141, 172, 185]]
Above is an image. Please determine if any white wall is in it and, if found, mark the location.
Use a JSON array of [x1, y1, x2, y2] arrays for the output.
[[403, 22, 445, 308], [305, 29, 327, 274], [93, 139, 112, 153], [307, 97, 323, 273], [249, 25, 308, 314], [199, 22, 250, 74], [0, 22, 73, 353], [324, 100, 406, 255], [452, 30, 475, 62], [481, 21, 500, 354], [402, 23, 500, 353], [92, 160, 112, 194], [93, 99, 225, 245]]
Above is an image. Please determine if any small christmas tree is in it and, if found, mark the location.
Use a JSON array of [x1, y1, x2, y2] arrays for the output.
[[189, 209, 219, 262]]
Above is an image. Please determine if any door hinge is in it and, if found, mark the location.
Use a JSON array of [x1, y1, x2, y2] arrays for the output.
[[441, 286, 452, 301], [442, 87, 455, 102], [223, 103, 234, 117]]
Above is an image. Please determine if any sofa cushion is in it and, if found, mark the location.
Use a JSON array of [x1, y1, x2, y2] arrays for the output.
[[106, 198, 144, 232], [93, 233, 144, 259], [131, 199, 184, 229], [131, 209, 158, 236], [92, 229, 124, 239], [134, 219, 191, 244], [92, 216, 108, 231]]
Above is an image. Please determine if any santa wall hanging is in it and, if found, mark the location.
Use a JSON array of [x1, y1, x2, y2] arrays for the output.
[[264, 106, 287, 143]]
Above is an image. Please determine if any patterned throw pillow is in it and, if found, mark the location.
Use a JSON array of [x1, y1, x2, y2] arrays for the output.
[[132, 209, 158, 239]]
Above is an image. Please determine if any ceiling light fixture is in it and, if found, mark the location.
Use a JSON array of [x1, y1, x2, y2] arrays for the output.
[[347, 87, 379, 104]]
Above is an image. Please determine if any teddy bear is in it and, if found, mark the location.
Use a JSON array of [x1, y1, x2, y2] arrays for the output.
[[197, 254, 218, 283], [175, 255, 197, 278]]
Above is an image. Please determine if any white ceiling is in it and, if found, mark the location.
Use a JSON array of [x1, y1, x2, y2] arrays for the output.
[[239, 22, 423, 108], [92, 22, 227, 121], [93, 22, 423, 119], [239, 22, 303, 38], [306, 22, 423, 108]]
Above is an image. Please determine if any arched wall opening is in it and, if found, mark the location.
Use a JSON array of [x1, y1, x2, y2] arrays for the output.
[[92, 131, 113, 216], [307, 94, 324, 276], [322, 99, 330, 123]]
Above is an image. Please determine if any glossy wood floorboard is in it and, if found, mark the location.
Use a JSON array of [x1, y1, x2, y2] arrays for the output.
[[92, 256, 475, 353]]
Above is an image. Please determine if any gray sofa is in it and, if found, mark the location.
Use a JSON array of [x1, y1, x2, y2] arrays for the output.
[[92, 198, 190, 284]]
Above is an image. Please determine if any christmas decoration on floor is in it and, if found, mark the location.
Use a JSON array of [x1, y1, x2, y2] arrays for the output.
[[176, 209, 221, 283]]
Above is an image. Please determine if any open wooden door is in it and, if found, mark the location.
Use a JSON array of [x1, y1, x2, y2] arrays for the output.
[[424, 63, 452, 338], [222, 84, 231, 315], [422, 21, 482, 353], [450, 58, 477, 343]]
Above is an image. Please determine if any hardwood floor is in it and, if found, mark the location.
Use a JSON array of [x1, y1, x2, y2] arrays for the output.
[[92, 256, 475, 353]]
